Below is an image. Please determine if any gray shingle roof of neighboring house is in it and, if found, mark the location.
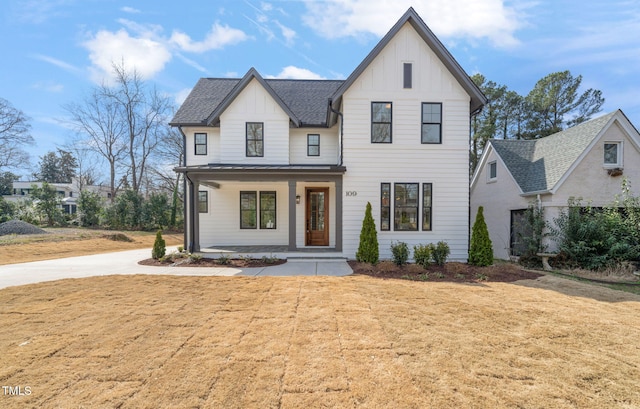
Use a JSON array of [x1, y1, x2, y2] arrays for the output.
[[170, 75, 344, 127], [490, 111, 618, 194]]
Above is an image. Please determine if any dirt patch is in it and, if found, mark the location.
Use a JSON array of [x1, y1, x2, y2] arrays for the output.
[[349, 260, 544, 282], [0, 228, 183, 265], [0, 274, 639, 408]]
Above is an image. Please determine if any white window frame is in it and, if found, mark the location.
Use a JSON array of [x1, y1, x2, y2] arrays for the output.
[[603, 142, 622, 168], [488, 161, 497, 182]]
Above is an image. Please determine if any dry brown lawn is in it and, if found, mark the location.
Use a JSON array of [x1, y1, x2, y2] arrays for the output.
[[1, 271, 640, 408], [0, 229, 183, 265]]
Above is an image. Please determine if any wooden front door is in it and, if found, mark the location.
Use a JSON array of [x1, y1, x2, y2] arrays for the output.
[[306, 188, 329, 246]]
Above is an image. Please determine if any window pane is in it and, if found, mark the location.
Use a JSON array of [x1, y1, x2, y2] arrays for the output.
[[372, 103, 391, 122], [372, 124, 391, 143], [195, 133, 206, 144], [403, 63, 412, 89], [421, 124, 441, 143], [604, 143, 618, 164], [489, 162, 497, 179], [246, 123, 263, 157], [240, 192, 257, 229], [198, 191, 208, 213], [422, 183, 432, 231], [394, 183, 418, 231], [381, 183, 390, 231], [422, 104, 441, 122], [260, 192, 276, 229], [308, 134, 320, 156], [195, 133, 207, 155]]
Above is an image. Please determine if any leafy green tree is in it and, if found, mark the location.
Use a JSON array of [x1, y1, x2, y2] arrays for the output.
[[469, 206, 493, 266], [33, 149, 78, 183], [0, 196, 15, 222], [143, 192, 170, 230], [77, 190, 102, 227], [524, 71, 604, 139], [106, 188, 143, 229], [152, 230, 166, 260], [0, 171, 18, 195], [356, 202, 379, 264], [30, 182, 63, 226]]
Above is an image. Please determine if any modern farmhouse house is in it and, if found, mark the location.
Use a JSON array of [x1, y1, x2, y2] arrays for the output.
[[470, 110, 640, 260], [171, 8, 486, 260]]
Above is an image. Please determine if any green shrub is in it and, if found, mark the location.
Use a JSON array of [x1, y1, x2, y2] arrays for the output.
[[469, 206, 493, 266], [217, 255, 230, 265], [390, 241, 409, 266], [151, 230, 166, 260], [413, 243, 433, 268], [432, 241, 450, 266], [356, 202, 379, 264]]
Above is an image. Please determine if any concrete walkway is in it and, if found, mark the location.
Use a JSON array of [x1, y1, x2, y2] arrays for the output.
[[0, 247, 353, 290]]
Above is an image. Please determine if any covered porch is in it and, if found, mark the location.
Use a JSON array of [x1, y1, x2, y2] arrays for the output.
[[176, 164, 346, 255]]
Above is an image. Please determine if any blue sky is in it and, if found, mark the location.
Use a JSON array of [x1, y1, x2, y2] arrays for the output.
[[1, 0, 639, 172]]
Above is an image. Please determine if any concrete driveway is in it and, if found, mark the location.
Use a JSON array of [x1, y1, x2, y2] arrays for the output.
[[0, 247, 352, 289]]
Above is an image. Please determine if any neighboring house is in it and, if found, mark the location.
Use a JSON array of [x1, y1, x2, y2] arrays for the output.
[[171, 8, 486, 260], [470, 109, 640, 260], [4, 179, 111, 214]]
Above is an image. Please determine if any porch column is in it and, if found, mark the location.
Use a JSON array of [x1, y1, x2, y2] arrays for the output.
[[288, 180, 297, 251], [191, 179, 201, 252], [335, 177, 343, 252]]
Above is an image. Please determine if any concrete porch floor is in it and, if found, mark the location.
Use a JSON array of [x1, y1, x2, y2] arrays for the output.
[[199, 245, 346, 260]]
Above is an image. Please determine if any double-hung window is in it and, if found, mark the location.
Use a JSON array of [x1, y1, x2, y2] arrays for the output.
[[260, 191, 276, 229], [240, 191, 257, 229], [246, 122, 264, 157], [195, 133, 207, 155], [372, 102, 392, 143], [198, 191, 208, 213], [394, 183, 419, 231], [307, 134, 320, 156], [421, 103, 442, 144]]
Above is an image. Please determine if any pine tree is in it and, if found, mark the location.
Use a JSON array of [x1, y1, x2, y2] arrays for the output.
[[152, 230, 166, 260], [356, 202, 379, 264], [469, 206, 493, 266]]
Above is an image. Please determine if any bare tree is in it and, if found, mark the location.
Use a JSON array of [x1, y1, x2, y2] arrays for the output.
[[64, 86, 127, 201], [0, 97, 34, 171], [106, 63, 172, 195]]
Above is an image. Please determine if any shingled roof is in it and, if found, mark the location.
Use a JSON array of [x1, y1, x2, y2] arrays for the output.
[[170, 74, 344, 127], [489, 111, 618, 194]]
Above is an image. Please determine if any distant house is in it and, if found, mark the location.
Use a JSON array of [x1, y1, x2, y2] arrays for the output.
[[470, 110, 640, 259], [171, 8, 486, 260], [4, 179, 111, 214]]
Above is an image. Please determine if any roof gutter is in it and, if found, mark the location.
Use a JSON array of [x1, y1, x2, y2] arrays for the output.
[[520, 189, 551, 197]]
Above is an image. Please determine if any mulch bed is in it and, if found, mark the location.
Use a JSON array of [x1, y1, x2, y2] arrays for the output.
[[138, 257, 287, 268], [349, 261, 544, 283]]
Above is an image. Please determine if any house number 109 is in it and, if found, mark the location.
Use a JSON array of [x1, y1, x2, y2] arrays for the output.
[[346, 191, 357, 196]]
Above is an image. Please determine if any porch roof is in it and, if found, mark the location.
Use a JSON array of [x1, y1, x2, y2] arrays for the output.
[[174, 163, 347, 177]]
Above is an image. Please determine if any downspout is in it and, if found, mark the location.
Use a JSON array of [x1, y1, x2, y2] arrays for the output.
[[329, 99, 344, 166], [177, 127, 192, 253]]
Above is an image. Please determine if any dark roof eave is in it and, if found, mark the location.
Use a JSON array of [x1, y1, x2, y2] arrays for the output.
[[174, 164, 347, 175]]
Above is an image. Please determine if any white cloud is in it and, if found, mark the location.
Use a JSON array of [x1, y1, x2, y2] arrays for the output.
[[31, 54, 80, 72], [269, 66, 326, 80], [175, 88, 193, 105], [170, 23, 249, 53], [275, 21, 296, 46], [83, 29, 172, 83], [302, 0, 523, 48], [31, 81, 64, 93], [121, 6, 141, 14]]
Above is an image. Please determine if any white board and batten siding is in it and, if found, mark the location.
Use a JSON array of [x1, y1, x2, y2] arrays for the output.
[[183, 126, 221, 165], [219, 78, 290, 164], [289, 128, 340, 164], [341, 23, 472, 261]]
